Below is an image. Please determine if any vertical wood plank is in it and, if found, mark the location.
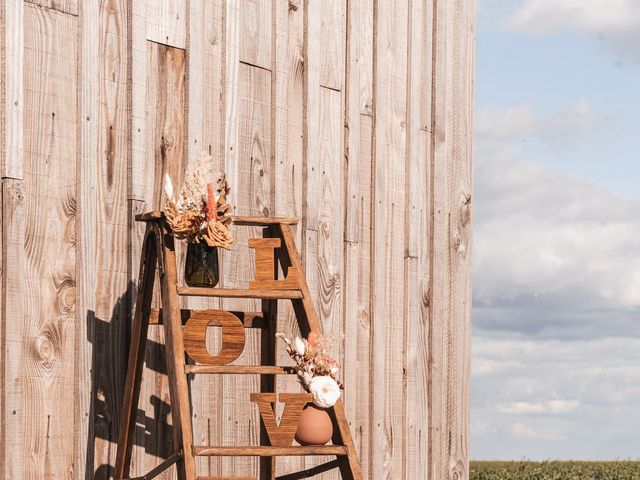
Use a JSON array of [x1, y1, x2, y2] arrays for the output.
[[187, 1, 226, 477], [78, 0, 131, 478], [128, 40, 186, 480], [76, 0, 99, 474], [24, 0, 78, 16], [240, 0, 272, 70], [5, 6, 78, 478], [343, 113, 373, 480], [221, 62, 272, 478], [129, 0, 148, 201], [1, 178, 26, 480], [1, 0, 24, 179], [404, 0, 433, 478], [273, 0, 305, 475], [429, 0, 474, 478], [371, 0, 409, 478], [146, 0, 186, 49], [343, 0, 374, 477], [304, 2, 346, 477]]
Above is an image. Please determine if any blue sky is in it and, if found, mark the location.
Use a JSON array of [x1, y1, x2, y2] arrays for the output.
[[472, 0, 640, 460]]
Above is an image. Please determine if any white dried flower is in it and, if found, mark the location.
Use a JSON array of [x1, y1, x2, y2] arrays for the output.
[[163, 173, 174, 201], [308, 376, 341, 408], [330, 366, 339, 375], [293, 336, 306, 356]]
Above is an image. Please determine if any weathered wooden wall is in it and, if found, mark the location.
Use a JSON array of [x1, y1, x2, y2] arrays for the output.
[[0, 0, 474, 478]]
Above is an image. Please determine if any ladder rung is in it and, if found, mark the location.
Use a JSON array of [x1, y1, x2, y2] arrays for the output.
[[232, 216, 298, 226], [134, 211, 298, 226], [193, 446, 348, 457], [177, 287, 303, 299], [197, 477, 255, 480], [149, 308, 265, 327], [185, 365, 297, 375]]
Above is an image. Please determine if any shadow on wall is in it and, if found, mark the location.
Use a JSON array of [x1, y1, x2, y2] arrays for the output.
[[85, 281, 175, 480]]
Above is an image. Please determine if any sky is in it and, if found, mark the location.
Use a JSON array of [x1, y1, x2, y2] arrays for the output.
[[472, 0, 640, 460]]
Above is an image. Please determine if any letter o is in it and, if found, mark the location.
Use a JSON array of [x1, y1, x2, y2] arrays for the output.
[[183, 310, 245, 365]]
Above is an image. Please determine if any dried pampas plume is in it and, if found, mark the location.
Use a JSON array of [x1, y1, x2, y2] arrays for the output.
[[163, 152, 234, 249]]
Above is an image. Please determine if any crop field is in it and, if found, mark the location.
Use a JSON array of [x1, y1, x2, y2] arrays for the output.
[[470, 461, 640, 479]]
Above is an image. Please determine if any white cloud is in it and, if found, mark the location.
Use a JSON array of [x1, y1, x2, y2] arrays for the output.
[[472, 336, 640, 458], [476, 101, 617, 151], [511, 422, 567, 441], [507, 0, 640, 59], [474, 104, 640, 338], [498, 400, 580, 415], [472, 101, 640, 459]]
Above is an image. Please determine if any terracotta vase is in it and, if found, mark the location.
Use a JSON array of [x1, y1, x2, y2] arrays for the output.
[[295, 403, 333, 446]]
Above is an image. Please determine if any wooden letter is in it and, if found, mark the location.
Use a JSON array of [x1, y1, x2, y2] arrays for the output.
[[248, 238, 300, 289], [183, 310, 245, 365], [250, 393, 313, 447]]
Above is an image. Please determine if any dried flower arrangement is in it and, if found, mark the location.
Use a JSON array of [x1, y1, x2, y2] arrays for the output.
[[163, 152, 234, 249], [276, 332, 343, 408]]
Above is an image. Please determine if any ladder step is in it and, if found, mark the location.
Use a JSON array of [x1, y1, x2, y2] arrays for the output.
[[185, 365, 297, 375], [149, 308, 265, 327], [177, 287, 303, 299], [197, 478, 255, 480], [231, 216, 298, 226], [134, 211, 298, 226], [193, 446, 348, 457]]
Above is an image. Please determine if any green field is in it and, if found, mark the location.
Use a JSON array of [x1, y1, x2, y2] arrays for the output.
[[470, 461, 640, 480]]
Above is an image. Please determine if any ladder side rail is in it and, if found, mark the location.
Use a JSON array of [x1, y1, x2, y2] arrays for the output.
[[114, 223, 160, 479], [277, 223, 364, 480], [156, 221, 198, 479]]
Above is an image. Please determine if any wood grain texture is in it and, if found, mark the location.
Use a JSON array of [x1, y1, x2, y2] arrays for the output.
[[146, 0, 186, 48], [1, 0, 24, 178], [24, 0, 78, 15], [220, 43, 273, 474], [404, 0, 433, 477], [248, 237, 300, 290], [183, 311, 246, 365], [371, 0, 409, 478], [194, 446, 348, 457], [304, 15, 347, 480], [1, 178, 26, 480], [8, 7, 78, 478], [250, 393, 312, 448], [342, 113, 373, 479], [272, 1, 305, 473], [77, 0, 131, 478], [239, 0, 272, 70], [0, 1, 475, 477]]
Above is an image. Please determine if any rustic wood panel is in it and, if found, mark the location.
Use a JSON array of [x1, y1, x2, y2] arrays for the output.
[[219, 61, 272, 477], [272, 0, 305, 475], [4, 6, 78, 478], [146, 0, 186, 49], [76, 1, 131, 479], [0, 1, 474, 478], [186, 3, 226, 477], [1, 0, 24, 178], [371, 0, 409, 478], [343, 1, 374, 477], [24, 0, 78, 15], [239, 0, 272, 70]]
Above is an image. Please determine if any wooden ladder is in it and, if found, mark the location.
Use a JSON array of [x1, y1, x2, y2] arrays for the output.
[[114, 212, 363, 480]]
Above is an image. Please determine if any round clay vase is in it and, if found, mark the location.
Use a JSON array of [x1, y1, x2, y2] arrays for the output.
[[295, 403, 333, 446]]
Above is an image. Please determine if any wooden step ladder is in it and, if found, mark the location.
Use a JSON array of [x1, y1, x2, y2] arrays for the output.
[[114, 212, 363, 480]]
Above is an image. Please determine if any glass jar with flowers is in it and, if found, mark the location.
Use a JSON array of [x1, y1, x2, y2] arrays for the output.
[[163, 153, 234, 288], [276, 332, 343, 446]]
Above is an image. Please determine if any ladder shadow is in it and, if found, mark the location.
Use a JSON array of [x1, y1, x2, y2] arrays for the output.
[[85, 281, 176, 480]]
